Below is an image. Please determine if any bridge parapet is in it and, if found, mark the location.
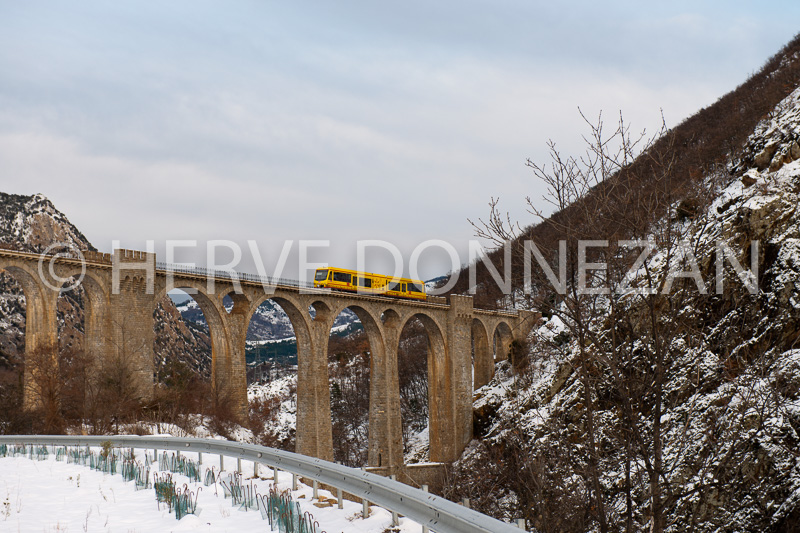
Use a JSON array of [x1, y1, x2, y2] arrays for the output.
[[84, 250, 111, 263]]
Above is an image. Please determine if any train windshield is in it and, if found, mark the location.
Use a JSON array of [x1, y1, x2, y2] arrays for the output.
[[315, 269, 329, 281]]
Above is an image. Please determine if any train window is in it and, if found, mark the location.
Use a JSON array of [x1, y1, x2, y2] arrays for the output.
[[358, 277, 372, 288], [315, 269, 329, 281], [408, 283, 424, 293], [328, 271, 333, 280], [333, 272, 352, 283], [388, 283, 400, 292]]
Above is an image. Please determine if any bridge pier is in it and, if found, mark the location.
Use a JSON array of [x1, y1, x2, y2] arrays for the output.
[[21, 283, 59, 412], [107, 250, 156, 403], [446, 295, 475, 461], [295, 309, 334, 461], [368, 312, 403, 471], [222, 294, 250, 419]]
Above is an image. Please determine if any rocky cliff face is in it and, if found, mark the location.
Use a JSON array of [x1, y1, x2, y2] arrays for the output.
[[0, 193, 93, 253], [0, 192, 211, 374]]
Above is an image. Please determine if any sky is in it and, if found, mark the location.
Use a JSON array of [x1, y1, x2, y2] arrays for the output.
[[1, 1, 799, 281]]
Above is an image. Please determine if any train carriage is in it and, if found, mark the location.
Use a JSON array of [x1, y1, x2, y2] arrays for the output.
[[313, 267, 426, 300]]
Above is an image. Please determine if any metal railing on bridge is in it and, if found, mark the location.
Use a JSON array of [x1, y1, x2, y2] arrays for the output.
[[155, 261, 315, 289], [0, 435, 524, 533]]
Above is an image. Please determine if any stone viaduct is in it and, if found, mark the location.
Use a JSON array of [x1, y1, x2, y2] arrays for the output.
[[0, 247, 536, 471]]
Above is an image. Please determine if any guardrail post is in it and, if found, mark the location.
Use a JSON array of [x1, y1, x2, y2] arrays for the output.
[[237, 457, 242, 474], [292, 473, 298, 491], [313, 480, 319, 500], [391, 475, 399, 526], [422, 485, 429, 533], [198, 452, 202, 465], [254, 461, 259, 477], [516, 518, 526, 529], [337, 487, 343, 509], [153, 449, 157, 463], [462, 497, 470, 509], [273, 466, 279, 484], [361, 467, 370, 518], [220, 454, 224, 471]]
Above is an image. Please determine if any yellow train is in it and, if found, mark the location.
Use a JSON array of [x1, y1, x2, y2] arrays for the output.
[[314, 267, 427, 300]]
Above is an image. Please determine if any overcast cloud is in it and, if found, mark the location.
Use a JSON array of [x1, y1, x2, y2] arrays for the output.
[[1, 1, 798, 280]]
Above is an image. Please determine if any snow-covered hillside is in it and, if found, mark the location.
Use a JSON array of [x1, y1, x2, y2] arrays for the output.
[[449, 84, 800, 531]]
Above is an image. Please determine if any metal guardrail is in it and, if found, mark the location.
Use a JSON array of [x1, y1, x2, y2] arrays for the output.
[[0, 435, 522, 533]]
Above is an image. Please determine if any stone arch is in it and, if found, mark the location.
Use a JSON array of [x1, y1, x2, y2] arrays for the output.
[[1, 263, 53, 346], [60, 271, 108, 367], [246, 293, 323, 455], [493, 321, 514, 363], [245, 292, 313, 389], [247, 293, 312, 349], [398, 311, 450, 463], [472, 318, 492, 390], [59, 271, 110, 423], [220, 288, 250, 315], [154, 281, 230, 403], [325, 303, 386, 467], [381, 308, 401, 328], [326, 303, 382, 345], [0, 261, 59, 410]]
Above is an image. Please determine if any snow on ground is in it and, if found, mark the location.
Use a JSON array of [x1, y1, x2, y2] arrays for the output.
[[0, 448, 423, 533], [248, 375, 297, 445]]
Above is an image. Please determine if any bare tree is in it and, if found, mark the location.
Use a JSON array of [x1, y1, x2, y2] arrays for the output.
[[468, 110, 726, 532]]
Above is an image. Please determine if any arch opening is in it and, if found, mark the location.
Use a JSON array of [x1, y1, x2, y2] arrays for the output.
[[327, 306, 370, 467], [148, 288, 219, 429], [472, 318, 492, 391], [0, 269, 26, 373], [0, 269, 29, 430], [397, 315, 433, 463], [493, 321, 514, 364], [0, 264, 68, 432], [245, 296, 309, 452], [53, 277, 89, 431]]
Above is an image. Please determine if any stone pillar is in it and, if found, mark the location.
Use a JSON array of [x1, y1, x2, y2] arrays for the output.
[[368, 317, 403, 471], [22, 284, 59, 411], [108, 249, 156, 402], [446, 295, 474, 461], [82, 290, 111, 399], [225, 294, 250, 420], [426, 315, 452, 463], [296, 313, 334, 461]]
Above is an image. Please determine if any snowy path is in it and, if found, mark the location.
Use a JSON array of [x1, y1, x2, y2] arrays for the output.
[[0, 451, 422, 533]]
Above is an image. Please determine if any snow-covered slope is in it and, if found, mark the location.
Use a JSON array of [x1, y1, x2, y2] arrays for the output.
[[449, 86, 800, 531], [0, 450, 422, 532]]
